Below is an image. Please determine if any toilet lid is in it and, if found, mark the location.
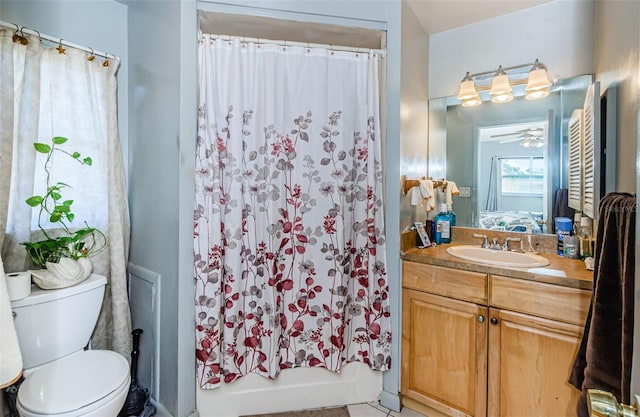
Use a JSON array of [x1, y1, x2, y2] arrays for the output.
[[18, 350, 130, 414]]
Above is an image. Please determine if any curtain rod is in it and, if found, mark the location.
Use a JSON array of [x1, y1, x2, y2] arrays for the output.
[[200, 33, 385, 55], [0, 20, 117, 60]]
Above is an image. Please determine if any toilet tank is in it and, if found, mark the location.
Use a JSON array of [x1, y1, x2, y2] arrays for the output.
[[10, 274, 107, 370]]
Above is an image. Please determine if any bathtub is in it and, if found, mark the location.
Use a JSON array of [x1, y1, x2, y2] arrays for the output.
[[196, 362, 381, 417]]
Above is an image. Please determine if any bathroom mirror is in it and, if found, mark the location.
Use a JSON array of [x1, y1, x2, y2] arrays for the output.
[[428, 74, 593, 234]]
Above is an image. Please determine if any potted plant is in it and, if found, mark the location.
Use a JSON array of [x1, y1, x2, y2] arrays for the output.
[[22, 136, 106, 289]]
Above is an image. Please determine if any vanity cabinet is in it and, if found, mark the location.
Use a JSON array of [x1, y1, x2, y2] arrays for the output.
[[401, 262, 591, 417], [487, 308, 583, 417], [402, 288, 488, 417]]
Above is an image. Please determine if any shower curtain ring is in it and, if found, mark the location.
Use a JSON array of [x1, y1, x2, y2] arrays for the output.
[[56, 39, 66, 54], [11, 23, 21, 43], [18, 27, 29, 45], [33, 29, 41, 43], [87, 47, 96, 61]]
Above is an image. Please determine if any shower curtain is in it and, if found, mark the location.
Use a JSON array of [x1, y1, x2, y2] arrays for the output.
[[194, 35, 391, 389], [486, 156, 499, 211], [0, 29, 131, 357]]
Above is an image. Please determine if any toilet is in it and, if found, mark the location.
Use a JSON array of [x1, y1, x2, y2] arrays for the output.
[[10, 274, 130, 416]]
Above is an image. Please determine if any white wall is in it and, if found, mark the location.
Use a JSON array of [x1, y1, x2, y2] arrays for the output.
[[594, 0, 639, 194], [126, 1, 197, 416], [429, 0, 594, 99], [592, 0, 640, 399], [399, 0, 429, 232]]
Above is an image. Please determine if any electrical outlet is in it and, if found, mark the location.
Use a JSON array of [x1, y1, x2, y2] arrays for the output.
[[459, 186, 471, 197]]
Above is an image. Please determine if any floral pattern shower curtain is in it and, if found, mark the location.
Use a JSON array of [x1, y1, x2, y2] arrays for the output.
[[194, 35, 391, 389]]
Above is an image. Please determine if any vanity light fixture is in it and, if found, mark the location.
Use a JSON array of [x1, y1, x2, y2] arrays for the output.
[[456, 72, 482, 107], [489, 66, 513, 103], [456, 59, 553, 106], [525, 59, 552, 100]]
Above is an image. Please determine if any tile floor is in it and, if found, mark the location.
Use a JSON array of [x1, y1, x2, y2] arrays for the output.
[[347, 402, 426, 417]]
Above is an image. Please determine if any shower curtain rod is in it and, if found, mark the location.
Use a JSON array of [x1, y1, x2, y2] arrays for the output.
[[201, 33, 386, 55], [0, 20, 117, 60]]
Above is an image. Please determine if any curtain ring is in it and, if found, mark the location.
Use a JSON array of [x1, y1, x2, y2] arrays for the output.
[[18, 26, 29, 45], [103, 53, 110, 67], [56, 39, 66, 54], [33, 29, 42, 43], [11, 23, 21, 43], [87, 47, 95, 61]]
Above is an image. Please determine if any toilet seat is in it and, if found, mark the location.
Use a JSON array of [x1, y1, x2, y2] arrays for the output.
[[17, 350, 130, 417]]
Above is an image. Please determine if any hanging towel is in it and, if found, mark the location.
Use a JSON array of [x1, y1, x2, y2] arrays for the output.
[[445, 181, 460, 205], [0, 257, 23, 388], [569, 192, 635, 417], [420, 180, 435, 211], [410, 186, 423, 206]]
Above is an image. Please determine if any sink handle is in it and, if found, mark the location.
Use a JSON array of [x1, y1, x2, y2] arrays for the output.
[[503, 237, 523, 252], [489, 237, 502, 250], [473, 233, 489, 248]]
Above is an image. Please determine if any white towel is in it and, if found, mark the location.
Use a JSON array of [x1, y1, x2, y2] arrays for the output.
[[449, 181, 460, 196], [410, 186, 423, 206], [421, 180, 435, 211], [445, 181, 460, 205], [0, 257, 23, 388]]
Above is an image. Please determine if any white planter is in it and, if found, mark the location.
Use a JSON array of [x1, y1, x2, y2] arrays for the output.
[[31, 257, 93, 290]]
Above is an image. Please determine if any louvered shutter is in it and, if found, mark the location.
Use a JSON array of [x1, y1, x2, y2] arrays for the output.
[[582, 83, 600, 218], [567, 109, 582, 210]]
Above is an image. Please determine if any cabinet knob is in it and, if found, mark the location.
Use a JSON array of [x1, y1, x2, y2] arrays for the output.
[[477, 315, 485, 323], [490, 317, 498, 325]]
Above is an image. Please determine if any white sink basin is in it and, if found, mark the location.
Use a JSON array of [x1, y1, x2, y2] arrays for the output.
[[446, 245, 550, 268]]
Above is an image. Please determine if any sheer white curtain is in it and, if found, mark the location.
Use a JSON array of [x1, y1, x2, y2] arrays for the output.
[[194, 36, 391, 389], [0, 29, 131, 357]]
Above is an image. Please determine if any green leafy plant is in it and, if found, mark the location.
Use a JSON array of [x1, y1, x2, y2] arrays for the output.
[[21, 136, 106, 269]]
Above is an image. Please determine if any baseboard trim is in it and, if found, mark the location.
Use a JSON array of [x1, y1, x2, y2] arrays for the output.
[[151, 400, 200, 417], [380, 390, 401, 412]]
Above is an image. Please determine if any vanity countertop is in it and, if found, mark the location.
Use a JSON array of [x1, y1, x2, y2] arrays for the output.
[[401, 243, 593, 291]]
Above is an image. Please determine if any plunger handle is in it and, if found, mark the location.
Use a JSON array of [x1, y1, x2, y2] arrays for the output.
[[130, 328, 143, 386]]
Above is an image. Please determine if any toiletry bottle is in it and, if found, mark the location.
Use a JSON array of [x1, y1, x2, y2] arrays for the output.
[[434, 203, 452, 244], [573, 213, 581, 234], [447, 203, 456, 227], [563, 232, 580, 259], [525, 223, 535, 252], [579, 217, 593, 259], [555, 217, 572, 256]]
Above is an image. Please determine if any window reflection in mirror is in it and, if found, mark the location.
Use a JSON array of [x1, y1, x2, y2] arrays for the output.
[[428, 74, 592, 234]]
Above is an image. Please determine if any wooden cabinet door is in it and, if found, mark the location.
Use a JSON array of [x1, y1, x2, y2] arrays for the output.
[[487, 308, 582, 417], [402, 289, 488, 417]]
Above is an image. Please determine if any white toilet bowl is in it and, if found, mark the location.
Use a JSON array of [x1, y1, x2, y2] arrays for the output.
[[16, 350, 130, 417]]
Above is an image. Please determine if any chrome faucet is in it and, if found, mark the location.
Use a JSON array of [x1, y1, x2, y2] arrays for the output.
[[473, 233, 489, 249], [503, 237, 523, 252], [489, 237, 502, 250]]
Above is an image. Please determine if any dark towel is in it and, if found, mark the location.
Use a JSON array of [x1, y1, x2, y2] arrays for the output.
[[569, 192, 636, 416], [552, 188, 575, 229]]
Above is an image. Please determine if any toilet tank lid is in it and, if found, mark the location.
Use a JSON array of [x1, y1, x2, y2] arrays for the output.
[[10, 274, 106, 308], [18, 350, 130, 415]]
